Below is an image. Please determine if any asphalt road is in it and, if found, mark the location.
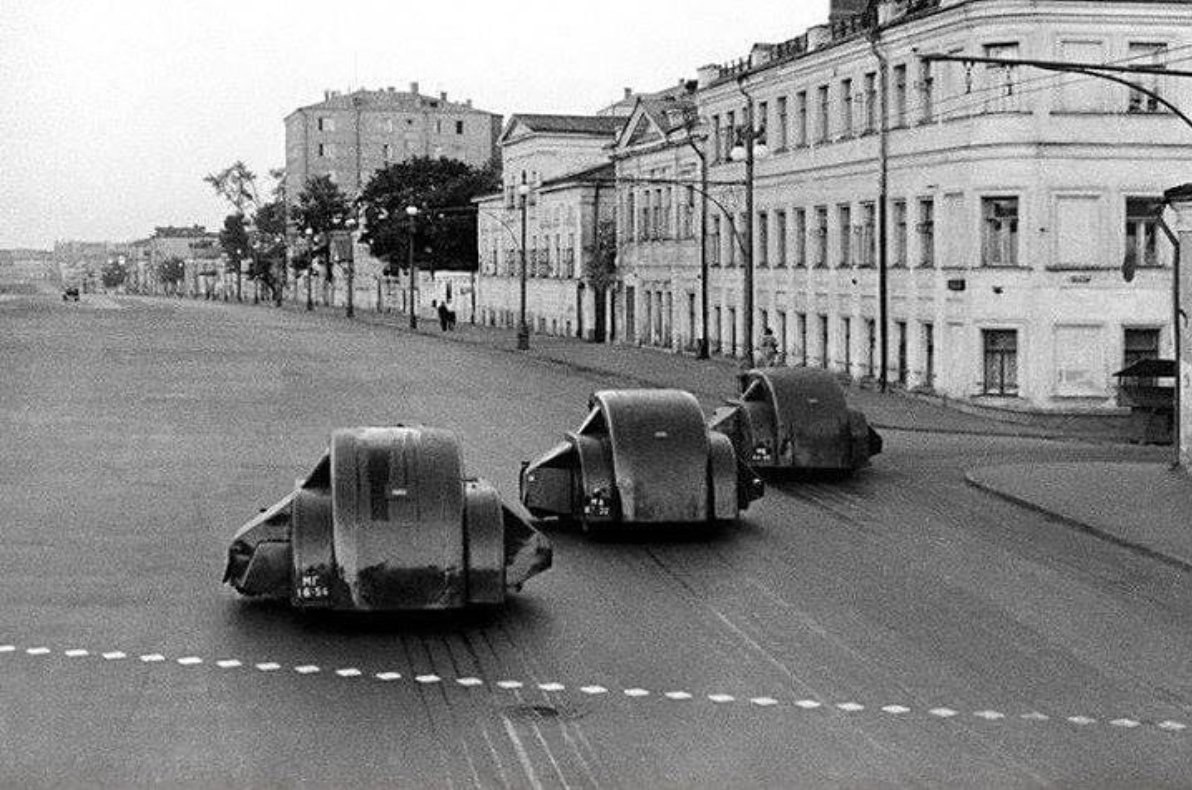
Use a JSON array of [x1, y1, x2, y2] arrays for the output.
[[1, 288, 1190, 789]]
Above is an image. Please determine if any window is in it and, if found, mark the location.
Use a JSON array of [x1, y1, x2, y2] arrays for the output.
[[814, 206, 829, 267], [456, 120, 464, 134], [922, 322, 935, 388], [711, 114, 721, 163], [819, 315, 830, 369], [918, 198, 935, 266], [842, 317, 852, 373], [817, 86, 830, 142], [663, 188, 673, 239], [796, 91, 808, 146], [982, 197, 1019, 267], [757, 101, 768, 145], [864, 72, 877, 132], [382, 143, 391, 162], [838, 204, 852, 267], [1126, 197, 1164, 269], [725, 111, 736, 160], [1123, 327, 1161, 376], [893, 200, 907, 266], [983, 329, 1019, 395], [866, 319, 877, 377], [797, 313, 808, 365], [983, 43, 1020, 110], [1127, 43, 1166, 112], [893, 64, 907, 127], [859, 202, 876, 268], [775, 96, 788, 151], [793, 208, 806, 267], [317, 116, 335, 132], [317, 143, 327, 157], [682, 186, 695, 238], [757, 211, 768, 267], [918, 60, 934, 123], [840, 79, 854, 136], [775, 210, 787, 267], [626, 192, 636, 239], [709, 215, 721, 266], [897, 321, 908, 385]]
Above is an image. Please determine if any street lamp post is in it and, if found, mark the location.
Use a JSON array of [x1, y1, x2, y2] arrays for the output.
[[730, 83, 767, 368], [304, 227, 315, 311], [406, 205, 419, 329], [517, 182, 531, 350]]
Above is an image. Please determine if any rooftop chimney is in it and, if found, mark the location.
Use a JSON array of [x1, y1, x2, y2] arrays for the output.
[[410, 81, 419, 95], [623, 87, 633, 99], [440, 91, 448, 102]]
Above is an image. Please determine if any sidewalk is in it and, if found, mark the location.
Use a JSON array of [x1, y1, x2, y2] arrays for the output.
[[278, 302, 1192, 571], [966, 462, 1192, 571]]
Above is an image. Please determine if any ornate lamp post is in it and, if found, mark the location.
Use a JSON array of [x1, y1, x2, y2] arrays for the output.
[[406, 205, 419, 329], [303, 227, 315, 311], [517, 182, 531, 350], [728, 93, 767, 367]]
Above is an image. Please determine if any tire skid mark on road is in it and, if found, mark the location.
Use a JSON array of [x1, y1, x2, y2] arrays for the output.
[[3, 641, 1187, 738]]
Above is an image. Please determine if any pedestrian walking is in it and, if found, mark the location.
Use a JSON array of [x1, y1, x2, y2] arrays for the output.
[[436, 300, 449, 332], [759, 326, 779, 367]]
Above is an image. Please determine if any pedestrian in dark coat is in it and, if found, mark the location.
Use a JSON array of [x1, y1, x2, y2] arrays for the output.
[[437, 300, 449, 332]]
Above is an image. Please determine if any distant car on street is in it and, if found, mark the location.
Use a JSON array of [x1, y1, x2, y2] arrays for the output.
[[61, 286, 80, 302]]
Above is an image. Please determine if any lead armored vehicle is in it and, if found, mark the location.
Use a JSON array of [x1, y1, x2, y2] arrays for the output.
[[520, 389, 763, 531], [224, 426, 552, 610]]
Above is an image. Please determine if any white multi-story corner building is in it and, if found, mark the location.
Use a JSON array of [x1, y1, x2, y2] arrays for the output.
[[617, 0, 1192, 413], [475, 114, 623, 339]]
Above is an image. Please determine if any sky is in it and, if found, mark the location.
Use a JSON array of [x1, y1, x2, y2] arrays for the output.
[[0, 0, 827, 250]]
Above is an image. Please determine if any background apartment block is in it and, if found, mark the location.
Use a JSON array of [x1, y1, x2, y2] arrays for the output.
[[284, 83, 502, 199]]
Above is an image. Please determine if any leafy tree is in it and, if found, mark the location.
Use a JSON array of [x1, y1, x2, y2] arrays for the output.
[[159, 256, 186, 292], [218, 213, 250, 268], [293, 175, 350, 281], [204, 161, 259, 215], [251, 199, 288, 295], [584, 218, 618, 291], [358, 157, 500, 275], [101, 258, 127, 289]]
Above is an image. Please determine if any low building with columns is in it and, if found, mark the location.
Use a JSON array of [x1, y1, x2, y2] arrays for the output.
[[474, 114, 623, 339]]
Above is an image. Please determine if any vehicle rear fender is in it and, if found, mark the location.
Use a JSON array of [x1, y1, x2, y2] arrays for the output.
[[707, 432, 741, 520], [463, 479, 505, 605]]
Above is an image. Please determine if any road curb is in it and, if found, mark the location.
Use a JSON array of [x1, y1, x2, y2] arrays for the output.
[[963, 471, 1192, 573]]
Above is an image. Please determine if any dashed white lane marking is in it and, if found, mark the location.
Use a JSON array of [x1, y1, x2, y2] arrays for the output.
[[5, 641, 1187, 735]]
